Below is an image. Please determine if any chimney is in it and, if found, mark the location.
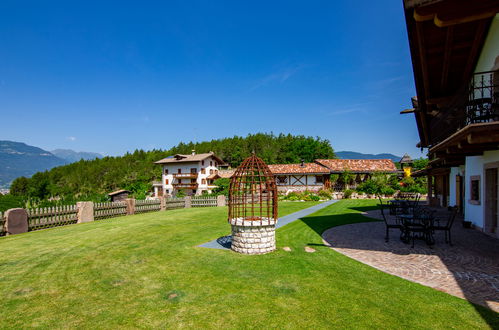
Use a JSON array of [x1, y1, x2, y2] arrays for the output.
[[191, 150, 196, 155], [300, 159, 305, 167]]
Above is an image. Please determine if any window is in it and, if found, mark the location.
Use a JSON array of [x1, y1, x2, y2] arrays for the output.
[[315, 175, 324, 184], [191, 179, 196, 183], [201, 168, 206, 174], [277, 176, 287, 184], [469, 175, 481, 205], [202, 179, 207, 184], [190, 168, 197, 173], [210, 161, 213, 166], [209, 169, 214, 174], [165, 179, 169, 185], [201, 160, 204, 166], [178, 168, 181, 174], [164, 169, 168, 175]]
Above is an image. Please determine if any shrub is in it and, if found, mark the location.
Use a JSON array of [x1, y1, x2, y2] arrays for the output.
[[380, 186, 395, 196], [343, 189, 354, 199], [310, 195, 320, 201], [356, 180, 380, 195], [176, 190, 186, 198], [318, 189, 332, 199]]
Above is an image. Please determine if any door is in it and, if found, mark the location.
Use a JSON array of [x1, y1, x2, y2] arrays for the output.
[[456, 175, 464, 214], [485, 168, 498, 235]]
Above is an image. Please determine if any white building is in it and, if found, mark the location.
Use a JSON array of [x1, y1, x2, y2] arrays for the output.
[[154, 152, 225, 196], [404, 2, 499, 237]]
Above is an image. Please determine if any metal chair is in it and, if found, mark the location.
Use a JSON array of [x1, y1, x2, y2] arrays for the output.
[[431, 206, 459, 245], [378, 197, 403, 242], [402, 207, 435, 248]]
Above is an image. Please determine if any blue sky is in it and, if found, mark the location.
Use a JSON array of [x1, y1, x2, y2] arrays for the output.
[[0, 1, 423, 158]]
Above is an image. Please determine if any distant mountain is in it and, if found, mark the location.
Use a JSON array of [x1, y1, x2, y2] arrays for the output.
[[51, 149, 102, 163], [336, 151, 402, 162], [0, 141, 65, 188]]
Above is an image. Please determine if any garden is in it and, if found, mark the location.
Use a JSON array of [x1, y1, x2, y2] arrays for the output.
[[0, 200, 495, 328]]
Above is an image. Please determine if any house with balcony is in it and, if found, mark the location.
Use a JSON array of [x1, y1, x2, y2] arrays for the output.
[[402, 0, 499, 237], [154, 152, 225, 196]]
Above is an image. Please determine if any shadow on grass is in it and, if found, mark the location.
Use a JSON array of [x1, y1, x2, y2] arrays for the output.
[[300, 202, 499, 328]]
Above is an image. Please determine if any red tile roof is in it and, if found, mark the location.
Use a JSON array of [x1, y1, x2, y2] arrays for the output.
[[315, 159, 397, 173], [268, 163, 330, 174]]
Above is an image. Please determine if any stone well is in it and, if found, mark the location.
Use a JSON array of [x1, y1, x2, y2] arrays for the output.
[[227, 154, 278, 255]]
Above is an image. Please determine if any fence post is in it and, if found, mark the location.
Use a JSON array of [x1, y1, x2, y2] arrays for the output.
[[5, 208, 28, 235], [217, 195, 226, 207], [184, 196, 192, 208], [77, 201, 94, 223], [159, 197, 166, 211], [125, 198, 136, 215]]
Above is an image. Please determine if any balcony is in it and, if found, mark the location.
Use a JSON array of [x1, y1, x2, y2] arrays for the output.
[[466, 70, 499, 125], [173, 173, 198, 179], [173, 183, 198, 189]]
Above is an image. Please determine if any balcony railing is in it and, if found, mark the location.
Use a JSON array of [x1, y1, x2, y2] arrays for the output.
[[466, 70, 499, 125], [173, 183, 198, 189], [173, 173, 198, 179]]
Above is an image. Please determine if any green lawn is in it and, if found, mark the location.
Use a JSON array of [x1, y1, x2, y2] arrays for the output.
[[0, 200, 496, 328]]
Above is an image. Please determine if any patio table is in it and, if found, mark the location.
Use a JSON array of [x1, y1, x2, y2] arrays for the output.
[[398, 213, 435, 247]]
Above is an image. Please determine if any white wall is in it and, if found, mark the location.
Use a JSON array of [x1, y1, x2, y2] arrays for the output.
[[475, 14, 499, 72], [464, 150, 499, 228]]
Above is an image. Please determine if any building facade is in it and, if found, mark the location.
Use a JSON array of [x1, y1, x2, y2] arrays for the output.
[[403, 1, 499, 237], [154, 152, 225, 196]]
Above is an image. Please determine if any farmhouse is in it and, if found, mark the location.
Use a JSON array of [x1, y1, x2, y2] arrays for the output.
[[213, 158, 397, 193], [402, 0, 499, 237], [154, 151, 225, 196]]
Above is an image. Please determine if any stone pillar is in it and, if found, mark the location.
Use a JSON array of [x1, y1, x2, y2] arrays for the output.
[[125, 198, 136, 215], [217, 195, 226, 207], [229, 218, 276, 255], [77, 201, 94, 223], [184, 196, 192, 208], [5, 208, 28, 235], [159, 196, 166, 211]]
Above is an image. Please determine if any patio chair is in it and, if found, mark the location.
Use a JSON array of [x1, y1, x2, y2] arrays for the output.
[[403, 207, 435, 248], [378, 197, 403, 242], [431, 206, 459, 245]]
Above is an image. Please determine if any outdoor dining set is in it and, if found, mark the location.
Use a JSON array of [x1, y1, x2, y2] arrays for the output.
[[378, 193, 459, 248]]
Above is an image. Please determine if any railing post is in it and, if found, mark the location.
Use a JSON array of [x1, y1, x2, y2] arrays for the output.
[[125, 198, 136, 215], [5, 208, 28, 235], [77, 201, 94, 223], [217, 195, 226, 207], [159, 197, 166, 211], [184, 196, 192, 208]]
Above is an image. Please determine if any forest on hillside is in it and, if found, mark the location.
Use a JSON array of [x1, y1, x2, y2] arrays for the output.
[[5, 133, 335, 208]]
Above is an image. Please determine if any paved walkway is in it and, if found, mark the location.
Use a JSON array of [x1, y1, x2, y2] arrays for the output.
[[199, 200, 338, 250], [322, 209, 499, 313]]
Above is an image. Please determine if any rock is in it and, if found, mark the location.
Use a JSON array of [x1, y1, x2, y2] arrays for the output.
[[304, 246, 316, 253], [283, 247, 292, 252]]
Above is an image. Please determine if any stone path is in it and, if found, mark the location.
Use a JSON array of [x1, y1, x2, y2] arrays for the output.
[[322, 209, 499, 313], [199, 200, 338, 250]]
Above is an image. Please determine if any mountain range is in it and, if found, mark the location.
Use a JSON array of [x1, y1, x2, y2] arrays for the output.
[[335, 151, 402, 162], [0, 141, 102, 188]]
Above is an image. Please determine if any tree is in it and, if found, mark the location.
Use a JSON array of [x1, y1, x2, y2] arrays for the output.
[[10, 176, 29, 196], [212, 178, 230, 196]]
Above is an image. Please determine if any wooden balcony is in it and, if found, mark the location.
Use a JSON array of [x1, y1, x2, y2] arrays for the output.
[[173, 183, 198, 189], [173, 173, 198, 179]]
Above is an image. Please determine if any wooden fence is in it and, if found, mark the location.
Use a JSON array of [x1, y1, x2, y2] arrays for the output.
[[0, 211, 4, 236], [164, 197, 185, 209], [94, 202, 127, 220], [135, 199, 161, 213], [1, 195, 225, 235], [192, 196, 218, 207], [27, 205, 78, 231]]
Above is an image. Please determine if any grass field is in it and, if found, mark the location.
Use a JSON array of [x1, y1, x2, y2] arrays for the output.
[[0, 200, 496, 328]]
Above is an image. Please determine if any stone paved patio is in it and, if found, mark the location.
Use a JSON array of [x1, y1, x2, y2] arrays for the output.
[[322, 209, 499, 313]]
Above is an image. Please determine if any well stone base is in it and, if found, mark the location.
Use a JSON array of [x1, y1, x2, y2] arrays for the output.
[[230, 225, 276, 255]]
